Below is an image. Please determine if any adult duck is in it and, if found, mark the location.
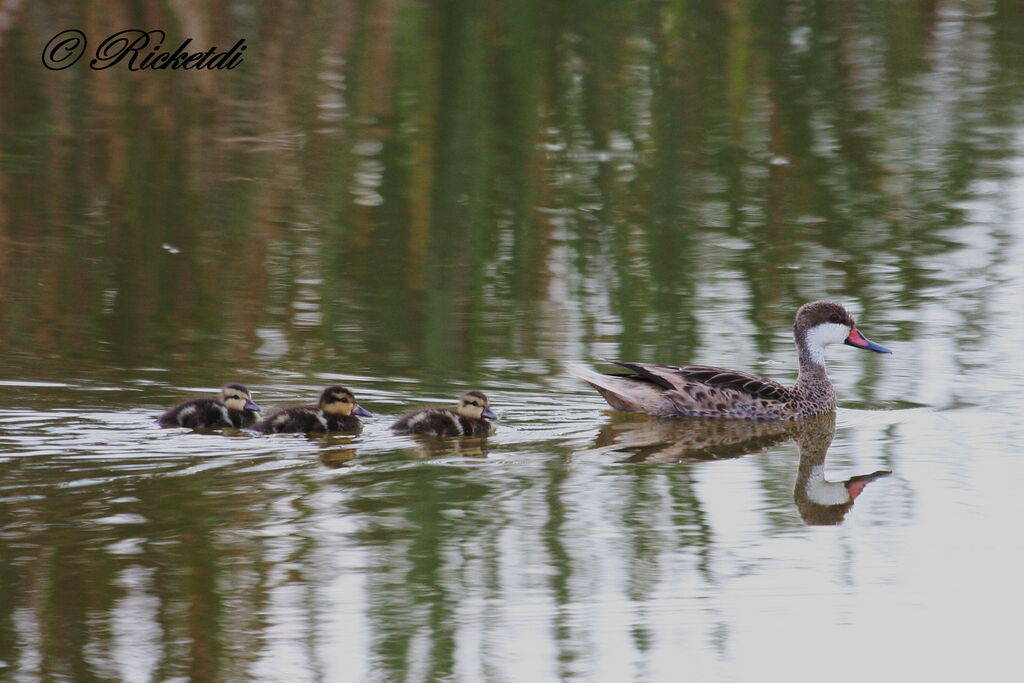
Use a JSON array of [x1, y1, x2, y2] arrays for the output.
[[574, 301, 891, 420]]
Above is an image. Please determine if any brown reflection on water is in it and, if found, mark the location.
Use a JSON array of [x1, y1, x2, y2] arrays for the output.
[[2, 1, 1022, 385], [340, 464, 503, 679], [0, 459, 285, 680], [1, 0, 1023, 679], [591, 411, 888, 525], [392, 435, 491, 461], [791, 413, 891, 526], [302, 431, 362, 468], [593, 412, 799, 464]]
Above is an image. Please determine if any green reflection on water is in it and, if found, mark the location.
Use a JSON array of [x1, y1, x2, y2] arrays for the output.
[[4, 0, 1020, 384], [2, 0, 1023, 680]]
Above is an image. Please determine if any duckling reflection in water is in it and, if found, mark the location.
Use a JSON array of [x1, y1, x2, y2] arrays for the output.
[[157, 383, 261, 429], [390, 391, 497, 437], [318, 446, 360, 468], [591, 412, 889, 525], [251, 385, 372, 434], [403, 436, 490, 460], [301, 430, 363, 468]]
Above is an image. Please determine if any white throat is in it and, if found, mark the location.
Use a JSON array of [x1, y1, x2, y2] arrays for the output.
[[803, 323, 850, 367], [804, 464, 852, 505]]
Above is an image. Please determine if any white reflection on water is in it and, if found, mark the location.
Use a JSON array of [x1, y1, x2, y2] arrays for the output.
[[111, 567, 160, 683], [2, 66, 1024, 683], [0, 365, 1021, 681], [1, 234, 1023, 683]]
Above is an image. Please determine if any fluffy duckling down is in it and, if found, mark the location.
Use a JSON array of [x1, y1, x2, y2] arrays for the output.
[[157, 383, 262, 429], [390, 390, 496, 437], [251, 385, 372, 434]]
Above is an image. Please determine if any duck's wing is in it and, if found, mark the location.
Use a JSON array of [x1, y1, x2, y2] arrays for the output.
[[571, 365, 683, 415], [157, 398, 225, 428], [612, 362, 791, 402], [390, 407, 462, 436], [251, 405, 323, 433], [572, 361, 792, 418]]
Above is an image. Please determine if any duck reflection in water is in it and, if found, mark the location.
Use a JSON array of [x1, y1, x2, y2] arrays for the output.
[[400, 435, 490, 460], [315, 435, 491, 468], [318, 446, 360, 469], [311, 433, 360, 469], [792, 413, 891, 526], [592, 411, 889, 525]]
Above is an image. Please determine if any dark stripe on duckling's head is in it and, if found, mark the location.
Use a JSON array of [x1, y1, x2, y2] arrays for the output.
[[218, 385, 260, 411], [457, 390, 496, 420], [219, 384, 260, 412], [319, 385, 372, 417]]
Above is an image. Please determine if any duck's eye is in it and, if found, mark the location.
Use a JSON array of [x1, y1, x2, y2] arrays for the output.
[[339, 396, 350, 403], [469, 401, 479, 406], [232, 395, 241, 400], [829, 314, 841, 324]]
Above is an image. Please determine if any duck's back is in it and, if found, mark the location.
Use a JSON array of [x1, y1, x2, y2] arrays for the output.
[[391, 408, 492, 436], [158, 398, 254, 428], [575, 362, 810, 420], [252, 406, 362, 434], [252, 406, 323, 433]]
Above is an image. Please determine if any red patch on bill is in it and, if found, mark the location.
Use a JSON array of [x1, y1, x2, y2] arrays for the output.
[[847, 481, 868, 499], [846, 328, 868, 347]]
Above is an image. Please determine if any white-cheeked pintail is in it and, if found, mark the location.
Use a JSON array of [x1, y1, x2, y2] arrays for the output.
[[574, 301, 891, 420]]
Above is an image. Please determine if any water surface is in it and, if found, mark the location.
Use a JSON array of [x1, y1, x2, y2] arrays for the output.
[[1, 1, 1023, 681]]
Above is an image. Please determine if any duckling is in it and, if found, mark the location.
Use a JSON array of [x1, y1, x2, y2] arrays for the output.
[[251, 385, 372, 434], [157, 383, 261, 429], [390, 390, 497, 437]]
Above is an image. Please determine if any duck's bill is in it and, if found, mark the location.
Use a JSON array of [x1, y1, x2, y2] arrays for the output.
[[845, 470, 892, 499], [353, 404, 373, 417], [482, 407, 498, 420], [245, 400, 262, 412], [844, 328, 892, 354]]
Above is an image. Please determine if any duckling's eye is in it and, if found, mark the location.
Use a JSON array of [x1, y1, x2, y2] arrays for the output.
[[828, 314, 841, 324], [469, 400, 479, 406], [339, 396, 350, 403], [232, 395, 241, 400]]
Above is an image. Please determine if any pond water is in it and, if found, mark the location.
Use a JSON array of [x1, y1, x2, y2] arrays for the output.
[[2, 1, 1023, 681]]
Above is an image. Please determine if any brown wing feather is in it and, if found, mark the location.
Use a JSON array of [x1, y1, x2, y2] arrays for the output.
[[611, 362, 791, 403]]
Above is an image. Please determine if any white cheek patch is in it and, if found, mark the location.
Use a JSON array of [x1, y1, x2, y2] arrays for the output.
[[804, 323, 851, 366]]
